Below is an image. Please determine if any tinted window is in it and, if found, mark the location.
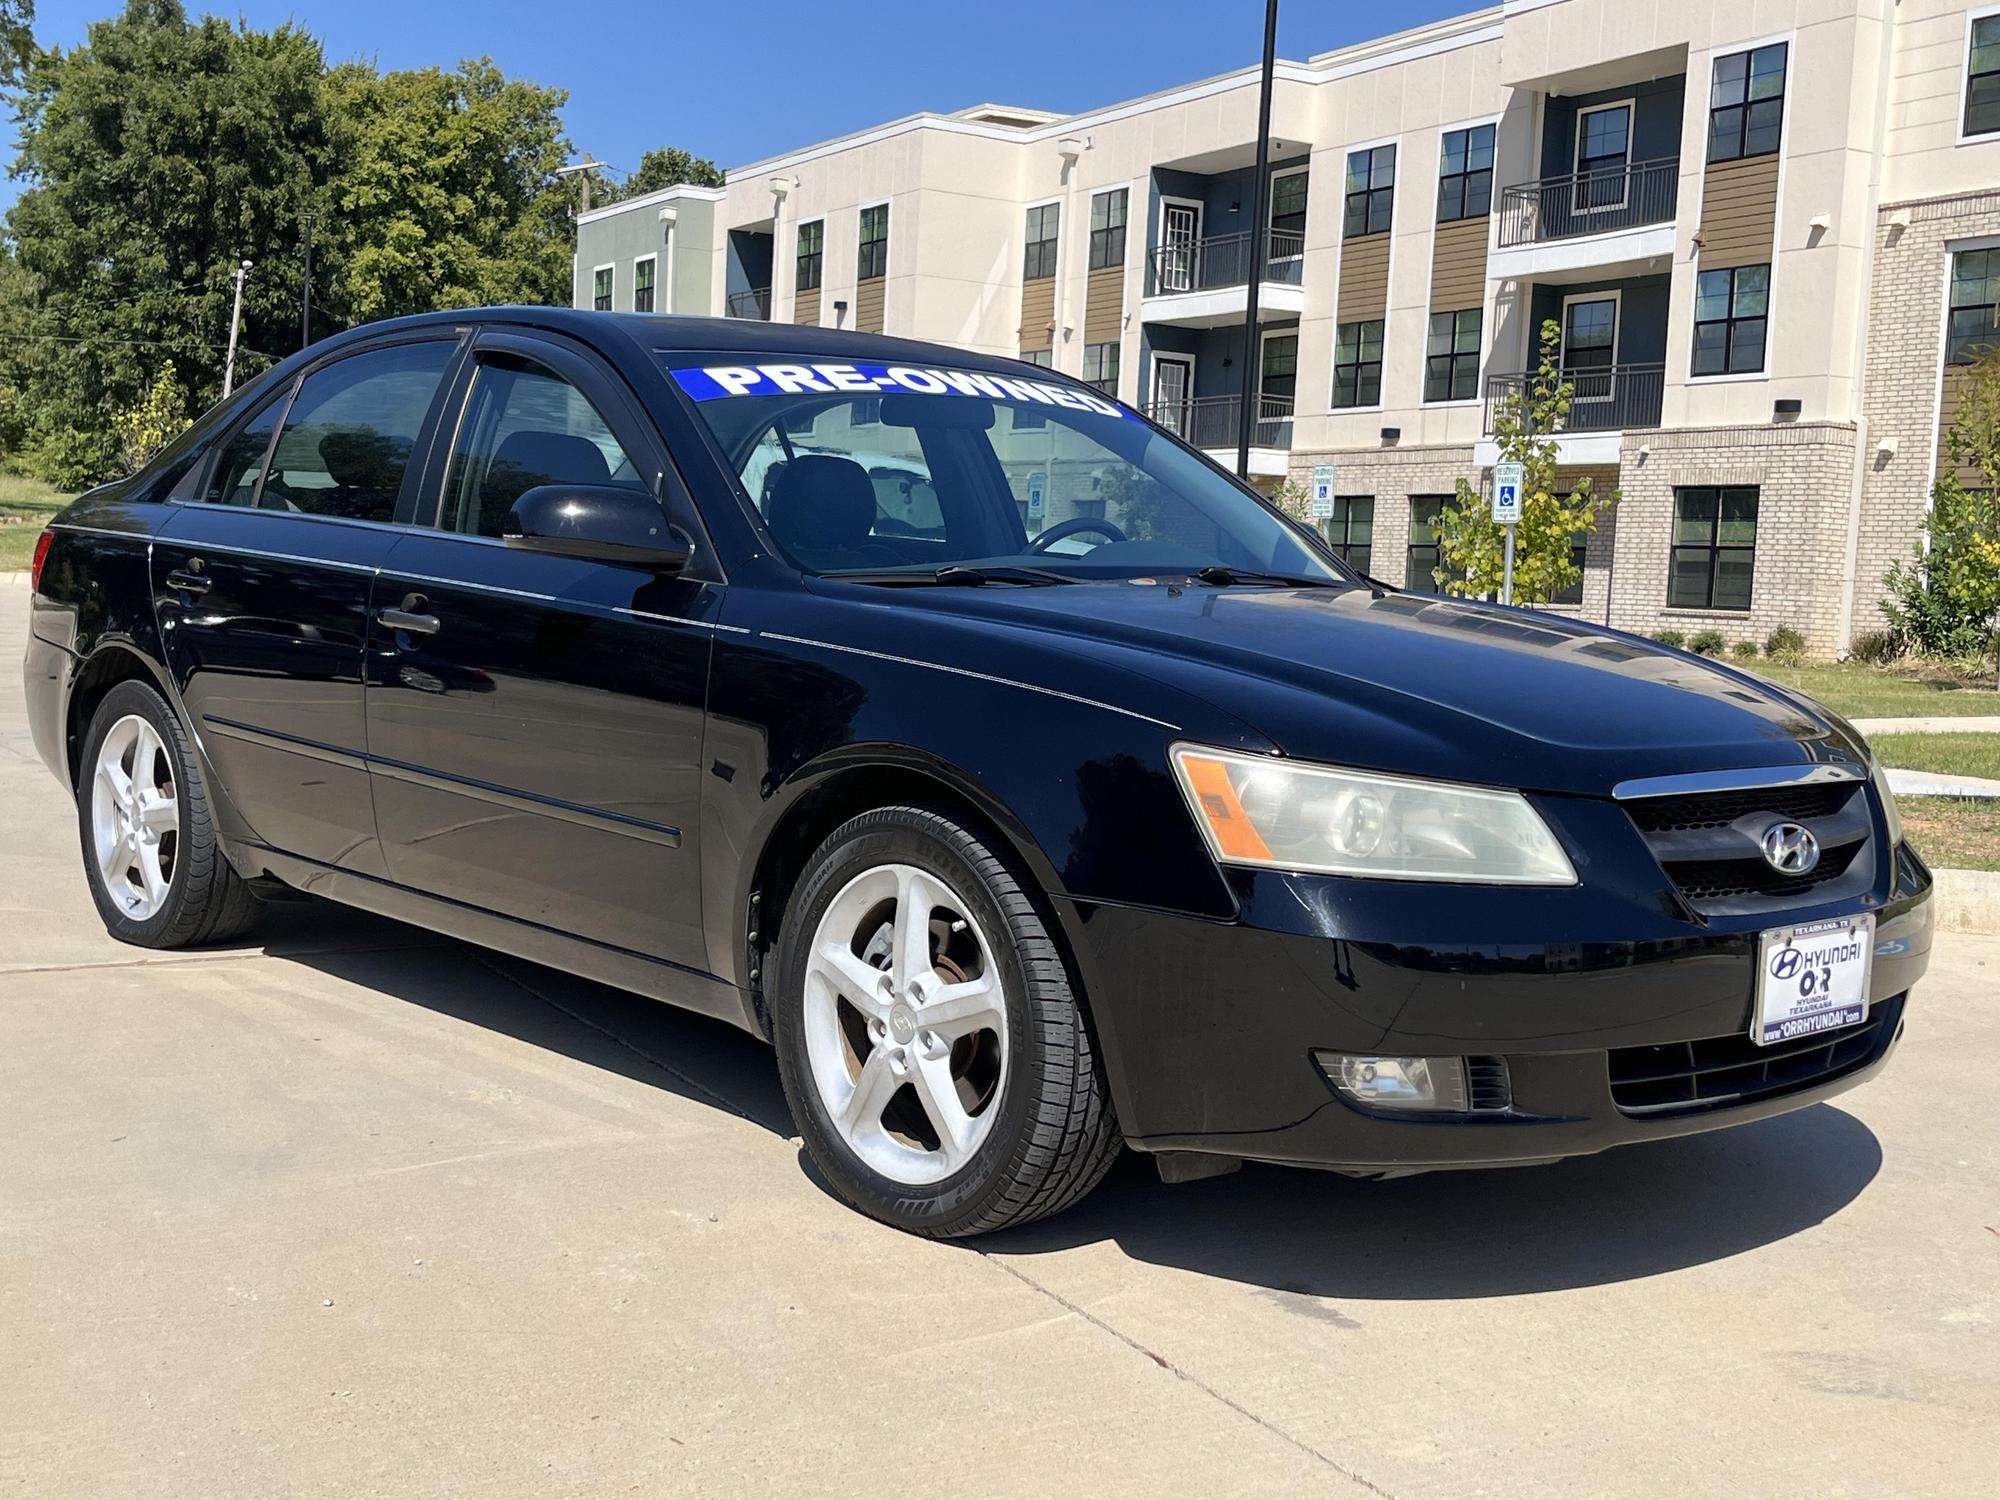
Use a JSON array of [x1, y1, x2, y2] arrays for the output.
[[438, 354, 645, 538], [259, 341, 455, 522], [204, 393, 286, 506]]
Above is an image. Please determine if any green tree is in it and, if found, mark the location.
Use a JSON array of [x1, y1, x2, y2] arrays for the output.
[[328, 57, 573, 321], [111, 361, 191, 473], [1882, 354, 2000, 659], [600, 144, 724, 202], [1431, 318, 1618, 605], [1, 0, 34, 88]]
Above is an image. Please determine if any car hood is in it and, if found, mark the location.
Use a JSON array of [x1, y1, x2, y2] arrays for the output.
[[852, 581, 1860, 795]]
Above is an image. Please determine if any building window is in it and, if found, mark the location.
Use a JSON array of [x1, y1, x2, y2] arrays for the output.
[[1968, 14, 2000, 137], [1088, 188, 1128, 270], [1083, 341, 1120, 396], [1016, 349, 1052, 427], [1407, 495, 1448, 589], [1692, 264, 1768, 376], [1332, 320, 1385, 408], [633, 257, 656, 314], [1708, 43, 1787, 164], [797, 220, 823, 292], [1269, 171, 1309, 241], [1343, 145, 1396, 238], [1424, 308, 1483, 402], [1437, 124, 1495, 223], [858, 204, 889, 280], [1552, 533, 1590, 606], [592, 266, 612, 312], [1259, 332, 1298, 413], [1947, 248, 2000, 365], [1024, 203, 1059, 280], [1325, 496, 1374, 573], [1669, 486, 1758, 611]]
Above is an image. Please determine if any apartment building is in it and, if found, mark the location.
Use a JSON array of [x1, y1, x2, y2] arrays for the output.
[[573, 0, 2000, 655]]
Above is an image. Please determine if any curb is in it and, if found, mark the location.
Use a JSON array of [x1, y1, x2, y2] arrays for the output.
[[1933, 867, 2000, 936], [1887, 768, 2000, 799]]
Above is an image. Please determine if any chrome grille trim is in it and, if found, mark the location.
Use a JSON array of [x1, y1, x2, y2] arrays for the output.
[[1611, 763, 1864, 802]]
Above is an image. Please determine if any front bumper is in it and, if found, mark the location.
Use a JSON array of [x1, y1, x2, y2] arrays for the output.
[[1062, 842, 1933, 1173]]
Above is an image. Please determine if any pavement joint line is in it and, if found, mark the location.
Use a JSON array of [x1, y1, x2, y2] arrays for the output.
[[0, 938, 446, 977], [459, 945, 764, 1128], [978, 1254, 1399, 1499]]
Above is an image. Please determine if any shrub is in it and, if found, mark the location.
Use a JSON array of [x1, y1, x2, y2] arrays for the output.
[[1850, 629, 1904, 665], [1764, 625, 1807, 665], [1731, 640, 1760, 661], [1690, 629, 1727, 657], [1651, 629, 1687, 650]]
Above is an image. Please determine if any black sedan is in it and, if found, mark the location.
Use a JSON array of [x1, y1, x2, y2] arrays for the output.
[[22, 309, 1933, 1237]]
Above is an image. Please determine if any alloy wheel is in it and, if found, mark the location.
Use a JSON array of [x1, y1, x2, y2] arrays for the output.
[[90, 713, 180, 921]]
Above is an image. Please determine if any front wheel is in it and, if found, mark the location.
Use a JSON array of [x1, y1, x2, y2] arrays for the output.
[[770, 805, 1120, 1237]]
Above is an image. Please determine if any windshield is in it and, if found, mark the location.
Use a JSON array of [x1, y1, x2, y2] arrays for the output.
[[663, 356, 1345, 583]]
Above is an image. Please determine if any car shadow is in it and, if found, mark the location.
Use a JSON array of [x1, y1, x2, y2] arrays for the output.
[[256, 901, 1882, 1299]]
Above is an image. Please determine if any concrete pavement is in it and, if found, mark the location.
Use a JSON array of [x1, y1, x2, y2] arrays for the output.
[[5, 574, 1997, 1498]]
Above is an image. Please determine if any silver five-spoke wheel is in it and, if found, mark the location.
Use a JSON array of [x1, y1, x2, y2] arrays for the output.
[[803, 862, 1009, 1185], [90, 712, 180, 921]]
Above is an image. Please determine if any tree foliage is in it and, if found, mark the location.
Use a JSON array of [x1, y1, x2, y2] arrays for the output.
[[1882, 356, 2000, 659], [602, 144, 724, 202], [1431, 319, 1618, 606], [1, 0, 34, 88], [112, 360, 190, 473]]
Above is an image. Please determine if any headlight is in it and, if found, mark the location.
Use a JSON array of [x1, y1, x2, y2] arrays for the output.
[[1869, 758, 1905, 848], [1171, 745, 1577, 885]]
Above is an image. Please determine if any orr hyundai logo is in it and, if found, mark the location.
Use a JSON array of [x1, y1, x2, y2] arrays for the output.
[[1760, 821, 1821, 875]]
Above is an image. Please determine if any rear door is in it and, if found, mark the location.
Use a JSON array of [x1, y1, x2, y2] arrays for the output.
[[153, 333, 464, 873], [365, 330, 719, 970]]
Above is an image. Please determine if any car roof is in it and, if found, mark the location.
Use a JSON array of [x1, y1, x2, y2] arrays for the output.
[[314, 306, 1058, 380]]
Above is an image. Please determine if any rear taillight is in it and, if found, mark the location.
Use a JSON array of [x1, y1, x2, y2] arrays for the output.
[[29, 529, 54, 593]]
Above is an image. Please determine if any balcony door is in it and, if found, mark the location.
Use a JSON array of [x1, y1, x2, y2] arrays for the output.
[[1160, 200, 1202, 293], [1152, 355, 1195, 439], [1572, 101, 1633, 213], [1561, 294, 1619, 417]]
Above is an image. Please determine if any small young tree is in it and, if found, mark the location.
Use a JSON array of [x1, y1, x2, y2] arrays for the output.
[[112, 363, 190, 475], [1882, 354, 2000, 661], [1431, 318, 1617, 604]]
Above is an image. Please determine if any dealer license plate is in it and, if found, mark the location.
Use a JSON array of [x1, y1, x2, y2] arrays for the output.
[[1753, 913, 1874, 1047]]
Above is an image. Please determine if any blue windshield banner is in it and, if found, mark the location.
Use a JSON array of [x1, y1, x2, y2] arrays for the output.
[[669, 360, 1133, 419]]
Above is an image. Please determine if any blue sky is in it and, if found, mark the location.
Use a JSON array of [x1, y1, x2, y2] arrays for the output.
[[12, 0, 1474, 211]]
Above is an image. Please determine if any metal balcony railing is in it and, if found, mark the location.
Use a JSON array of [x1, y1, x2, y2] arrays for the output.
[[1482, 364, 1665, 435], [1146, 231, 1307, 297], [1496, 158, 1679, 248], [1143, 393, 1295, 449], [725, 286, 772, 320]]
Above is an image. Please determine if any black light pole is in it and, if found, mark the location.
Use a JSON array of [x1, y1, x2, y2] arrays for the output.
[[1236, 0, 1280, 481], [300, 210, 317, 351]]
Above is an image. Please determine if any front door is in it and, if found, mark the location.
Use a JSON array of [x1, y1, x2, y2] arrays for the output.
[[1160, 202, 1201, 292], [1152, 356, 1194, 438], [152, 334, 463, 875], [365, 331, 716, 972], [1562, 297, 1619, 415]]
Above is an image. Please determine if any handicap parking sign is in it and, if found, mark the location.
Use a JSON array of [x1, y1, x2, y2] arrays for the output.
[[1491, 460, 1525, 524]]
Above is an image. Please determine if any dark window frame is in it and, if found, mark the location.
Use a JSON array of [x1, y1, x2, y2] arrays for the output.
[[1436, 124, 1495, 223], [1082, 340, 1120, 396], [1407, 494, 1449, 591], [1269, 169, 1309, 239], [1707, 42, 1788, 164], [797, 220, 824, 292], [1692, 263, 1769, 376], [1088, 188, 1128, 271], [1024, 202, 1059, 280], [1332, 319, 1386, 409], [1669, 485, 1759, 612], [633, 255, 657, 314], [1343, 145, 1396, 238], [592, 265, 613, 312], [1967, 13, 2000, 138], [1325, 494, 1374, 574], [1424, 307, 1483, 403], [1947, 246, 2000, 366], [858, 203, 889, 281]]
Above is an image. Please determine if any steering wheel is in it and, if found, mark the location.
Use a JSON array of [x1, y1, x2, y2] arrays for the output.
[[1026, 517, 1128, 553]]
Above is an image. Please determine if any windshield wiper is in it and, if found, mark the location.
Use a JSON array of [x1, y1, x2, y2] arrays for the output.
[[1194, 565, 1343, 589], [827, 564, 1080, 587]]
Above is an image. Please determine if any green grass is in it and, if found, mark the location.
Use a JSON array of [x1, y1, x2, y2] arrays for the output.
[[1900, 796, 2000, 872], [0, 475, 72, 572], [1871, 732, 2000, 781], [1751, 660, 2000, 720]]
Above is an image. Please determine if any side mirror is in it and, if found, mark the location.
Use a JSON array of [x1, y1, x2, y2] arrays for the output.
[[502, 484, 691, 573]]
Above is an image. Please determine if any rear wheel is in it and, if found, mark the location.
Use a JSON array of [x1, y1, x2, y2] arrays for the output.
[[770, 805, 1120, 1237], [77, 679, 259, 949]]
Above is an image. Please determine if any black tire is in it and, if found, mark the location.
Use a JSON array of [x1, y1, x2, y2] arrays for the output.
[[76, 679, 260, 949], [770, 805, 1121, 1238]]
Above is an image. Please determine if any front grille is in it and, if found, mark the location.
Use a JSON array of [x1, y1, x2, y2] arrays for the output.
[[1662, 840, 1862, 902], [1625, 781, 1855, 834], [1607, 996, 1902, 1117]]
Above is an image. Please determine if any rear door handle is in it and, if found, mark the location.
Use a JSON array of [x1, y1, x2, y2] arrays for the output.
[[165, 560, 210, 596], [378, 593, 441, 638]]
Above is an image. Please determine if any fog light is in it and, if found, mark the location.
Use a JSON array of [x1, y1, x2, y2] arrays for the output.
[[1317, 1052, 1469, 1112]]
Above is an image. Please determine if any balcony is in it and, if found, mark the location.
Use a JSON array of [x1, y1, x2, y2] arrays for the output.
[[1143, 394, 1293, 474], [1480, 363, 1663, 464], [1141, 231, 1306, 329], [725, 286, 771, 320], [1490, 160, 1679, 282]]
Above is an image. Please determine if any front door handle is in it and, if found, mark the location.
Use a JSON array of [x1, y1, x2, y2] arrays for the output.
[[378, 592, 441, 638], [165, 559, 210, 596]]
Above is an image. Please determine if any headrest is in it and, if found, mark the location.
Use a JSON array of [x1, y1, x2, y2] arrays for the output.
[[317, 429, 402, 492], [766, 454, 879, 551], [490, 430, 613, 492]]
